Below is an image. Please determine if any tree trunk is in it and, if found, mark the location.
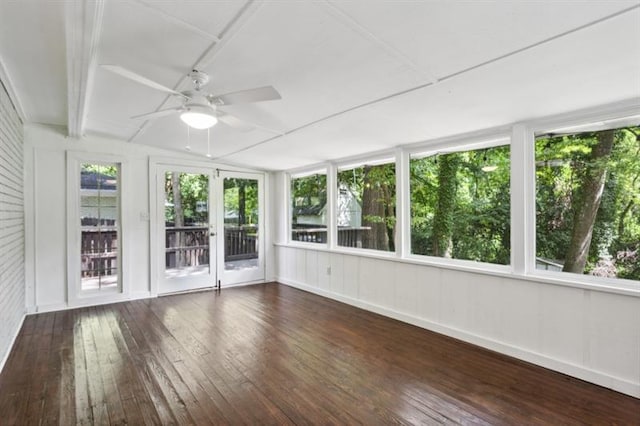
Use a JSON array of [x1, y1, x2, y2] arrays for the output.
[[238, 180, 246, 226], [432, 154, 459, 258], [171, 172, 185, 266], [563, 130, 615, 273], [362, 166, 389, 250]]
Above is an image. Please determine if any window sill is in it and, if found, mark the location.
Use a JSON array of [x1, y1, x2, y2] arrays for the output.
[[274, 242, 640, 298]]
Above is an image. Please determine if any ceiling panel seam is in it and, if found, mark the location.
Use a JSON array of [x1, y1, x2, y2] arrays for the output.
[[128, 0, 264, 143], [65, 0, 105, 139], [322, 0, 438, 85], [131, 0, 220, 42], [215, 3, 640, 161], [438, 3, 640, 84]]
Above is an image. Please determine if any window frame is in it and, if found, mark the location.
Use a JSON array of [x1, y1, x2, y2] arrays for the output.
[[66, 151, 130, 307], [404, 135, 512, 272], [527, 109, 640, 290], [281, 102, 640, 296], [287, 166, 330, 248], [334, 154, 398, 255], [285, 165, 332, 249]]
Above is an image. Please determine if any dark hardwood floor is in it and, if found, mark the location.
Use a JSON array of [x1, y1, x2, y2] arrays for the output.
[[0, 283, 638, 425]]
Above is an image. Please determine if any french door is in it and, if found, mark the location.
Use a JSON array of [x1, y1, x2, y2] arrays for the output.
[[156, 166, 216, 294], [154, 165, 265, 294], [217, 171, 265, 286]]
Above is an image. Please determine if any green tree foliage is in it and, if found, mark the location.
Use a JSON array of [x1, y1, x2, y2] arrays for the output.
[[410, 146, 511, 264], [224, 178, 258, 225], [164, 172, 209, 225], [536, 127, 640, 281], [337, 163, 396, 251]]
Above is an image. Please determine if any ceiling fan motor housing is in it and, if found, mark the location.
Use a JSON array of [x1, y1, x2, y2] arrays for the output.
[[189, 69, 209, 90]]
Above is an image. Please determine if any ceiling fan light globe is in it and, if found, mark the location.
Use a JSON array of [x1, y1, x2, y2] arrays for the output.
[[180, 104, 218, 129]]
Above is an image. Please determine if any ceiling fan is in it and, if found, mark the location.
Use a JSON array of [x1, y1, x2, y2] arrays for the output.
[[101, 65, 281, 130]]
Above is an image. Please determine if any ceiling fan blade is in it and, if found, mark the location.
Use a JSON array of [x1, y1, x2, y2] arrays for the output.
[[217, 112, 256, 132], [131, 107, 183, 120], [101, 65, 186, 97], [211, 86, 281, 106]]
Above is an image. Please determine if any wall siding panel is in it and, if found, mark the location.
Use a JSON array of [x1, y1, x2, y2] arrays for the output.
[[0, 80, 25, 370], [275, 245, 640, 398]]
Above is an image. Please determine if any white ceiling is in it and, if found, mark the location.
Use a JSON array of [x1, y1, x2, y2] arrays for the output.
[[1, 0, 639, 170]]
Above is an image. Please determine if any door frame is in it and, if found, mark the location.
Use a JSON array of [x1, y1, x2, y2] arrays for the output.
[[149, 157, 219, 296], [216, 170, 266, 287], [155, 164, 217, 294]]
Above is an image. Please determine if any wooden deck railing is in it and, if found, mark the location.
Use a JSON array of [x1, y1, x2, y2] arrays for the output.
[[291, 226, 370, 247], [81, 225, 370, 277], [81, 227, 118, 277]]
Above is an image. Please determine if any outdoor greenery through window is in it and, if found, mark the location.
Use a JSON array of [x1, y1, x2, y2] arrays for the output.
[[410, 145, 510, 264], [536, 125, 640, 281], [291, 172, 327, 243], [337, 161, 396, 251]]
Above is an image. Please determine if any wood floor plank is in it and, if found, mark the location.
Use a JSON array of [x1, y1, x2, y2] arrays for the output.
[[0, 283, 638, 425]]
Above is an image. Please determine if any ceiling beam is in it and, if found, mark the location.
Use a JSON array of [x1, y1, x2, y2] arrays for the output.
[[65, 0, 105, 139], [0, 58, 26, 123]]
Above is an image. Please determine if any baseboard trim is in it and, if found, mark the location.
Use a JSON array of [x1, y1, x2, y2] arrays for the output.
[[277, 277, 640, 399], [0, 312, 26, 375]]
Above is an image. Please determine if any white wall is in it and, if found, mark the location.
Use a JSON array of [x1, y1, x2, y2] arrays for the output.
[[0, 80, 25, 369], [24, 124, 272, 312]]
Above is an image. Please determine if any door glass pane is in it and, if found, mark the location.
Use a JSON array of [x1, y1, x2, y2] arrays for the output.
[[224, 178, 259, 271], [80, 164, 119, 291], [164, 172, 210, 279]]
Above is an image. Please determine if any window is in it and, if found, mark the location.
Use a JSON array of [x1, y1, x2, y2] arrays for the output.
[[337, 160, 396, 252], [80, 163, 120, 291], [410, 144, 510, 265], [535, 124, 640, 282], [223, 176, 260, 271], [290, 171, 327, 243]]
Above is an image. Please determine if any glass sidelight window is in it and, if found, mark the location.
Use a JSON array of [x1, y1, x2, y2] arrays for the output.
[[80, 163, 120, 291], [223, 177, 260, 271]]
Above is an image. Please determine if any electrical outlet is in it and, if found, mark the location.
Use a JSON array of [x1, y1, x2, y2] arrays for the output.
[[140, 211, 150, 221], [326, 266, 331, 275]]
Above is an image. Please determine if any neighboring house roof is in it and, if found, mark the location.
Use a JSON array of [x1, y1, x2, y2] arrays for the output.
[[81, 171, 117, 190], [293, 205, 324, 216]]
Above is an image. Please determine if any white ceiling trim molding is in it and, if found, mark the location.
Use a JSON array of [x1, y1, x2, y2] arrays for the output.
[[322, 0, 438, 85], [65, 0, 105, 139], [128, 0, 265, 144], [0, 58, 26, 123]]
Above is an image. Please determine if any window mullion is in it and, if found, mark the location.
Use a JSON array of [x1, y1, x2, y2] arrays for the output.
[[396, 148, 409, 258], [510, 123, 535, 275]]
